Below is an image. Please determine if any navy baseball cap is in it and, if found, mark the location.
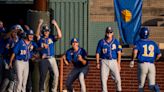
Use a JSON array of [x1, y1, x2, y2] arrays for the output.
[[106, 26, 113, 33], [71, 38, 79, 45]]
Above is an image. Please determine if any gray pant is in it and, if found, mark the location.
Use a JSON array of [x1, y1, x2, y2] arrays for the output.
[[101, 59, 122, 92], [138, 62, 156, 89], [15, 60, 29, 92], [66, 65, 89, 92], [39, 57, 59, 92]]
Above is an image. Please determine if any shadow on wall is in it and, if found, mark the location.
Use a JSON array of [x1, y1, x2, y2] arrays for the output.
[[142, 18, 164, 26]]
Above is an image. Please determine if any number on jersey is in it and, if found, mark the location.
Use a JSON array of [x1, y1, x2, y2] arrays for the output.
[[142, 44, 154, 57]]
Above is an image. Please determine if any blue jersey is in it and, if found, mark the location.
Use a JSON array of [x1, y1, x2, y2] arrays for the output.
[[4, 37, 19, 63], [134, 39, 161, 63], [66, 47, 88, 68], [13, 39, 36, 61], [96, 38, 122, 60], [38, 35, 57, 56], [0, 38, 5, 54]]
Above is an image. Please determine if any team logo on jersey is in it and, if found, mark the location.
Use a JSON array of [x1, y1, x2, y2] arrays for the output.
[[48, 39, 53, 44], [23, 44, 26, 46], [6, 44, 10, 49], [102, 48, 107, 54], [121, 9, 132, 22], [29, 45, 34, 51], [112, 44, 116, 50]]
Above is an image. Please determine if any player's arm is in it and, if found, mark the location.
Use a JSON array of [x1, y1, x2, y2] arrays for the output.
[[130, 49, 138, 68], [9, 53, 15, 68], [60, 55, 69, 66], [36, 19, 43, 40], [96, 53, 100, 69], [117, 51, 121, 64], [52, 19, 62, 40], [78, 55, 87, 65], [156, 53, 162, 61], [132, 49, 138, 61]]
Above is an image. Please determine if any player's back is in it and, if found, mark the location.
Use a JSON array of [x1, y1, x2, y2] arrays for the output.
[[135, 39, 160, 63]]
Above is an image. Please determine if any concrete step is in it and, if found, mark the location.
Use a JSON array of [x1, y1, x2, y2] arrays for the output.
[[143, 0, 164, 7], [122, 48, 133, 57], [158, 21, 164, 27], [142, 7, 164, 16], [149, 27, 164, 37], [90, 15, 114, 22], [90, 6, 164, 18], [90, 0, 164, 7], [142, 16, 164, 26]]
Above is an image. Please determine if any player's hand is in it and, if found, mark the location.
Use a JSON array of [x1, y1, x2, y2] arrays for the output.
[[51, 19, 57, 26], [78, 55, 83, 61], [9, 62, 13, 69], [130, 61, 134, 68], [43, 43, 48, 49], [39, 19, 44, 25], [96, 63, 100, 69]]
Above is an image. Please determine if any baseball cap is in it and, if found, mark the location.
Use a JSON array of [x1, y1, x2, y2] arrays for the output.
[[71, 38, 79, 45], [106, 26, 113, 33]]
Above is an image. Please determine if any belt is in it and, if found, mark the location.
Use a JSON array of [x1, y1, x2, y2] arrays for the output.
[[44, 56, 54, 59], [138, 61, 153, 64], [17, 59, 28, 62]]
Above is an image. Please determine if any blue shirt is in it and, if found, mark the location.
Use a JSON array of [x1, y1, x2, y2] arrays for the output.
[[4, 37, 19, 63], [96, 38, 122, 60], [134, 39, 161, 63], [38, 35, 57, 57], [13, 39, 36, 61], [66, 47, 88, 68]]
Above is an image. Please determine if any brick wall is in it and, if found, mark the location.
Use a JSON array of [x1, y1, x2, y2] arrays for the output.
[[61, 61, 164, 92]]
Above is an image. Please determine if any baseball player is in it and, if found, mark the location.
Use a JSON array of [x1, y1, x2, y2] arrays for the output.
[[36, 19, 62, 92], [9, 29, 35, 92], [60, 38, 89, 92], [130, 27, 162, 92], [0, 27, 19, 92], [96, 26, 122, 92], [0, 20, 6, 88]]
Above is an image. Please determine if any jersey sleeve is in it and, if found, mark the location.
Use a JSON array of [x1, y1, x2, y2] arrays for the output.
[[80, 48, 87, 60], [13, 40, 21, 54], [66, 49, 72, 63], [50, 35, 57, 42], [96, 40, 102, 54], [115, 39, 122, 52], [134, 41, 139, 50], [154, 42, 161, 55]]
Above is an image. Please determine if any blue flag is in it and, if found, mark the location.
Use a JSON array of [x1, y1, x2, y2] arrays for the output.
[[114, 0, 142, 44]]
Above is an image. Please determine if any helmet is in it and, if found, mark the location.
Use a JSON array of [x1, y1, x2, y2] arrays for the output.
[[26, 29, 34, 35], [21, 29, 34, 39], [140, 27, 149, 39], [42, 25, 50, 32]]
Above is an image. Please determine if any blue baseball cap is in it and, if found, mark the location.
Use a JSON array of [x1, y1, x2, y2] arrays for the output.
[[71, 38, 79, 45], [106, 26, 113, 33]]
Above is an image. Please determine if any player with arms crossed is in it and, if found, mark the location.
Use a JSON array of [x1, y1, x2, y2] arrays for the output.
[[130, 27, 162, 92]]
